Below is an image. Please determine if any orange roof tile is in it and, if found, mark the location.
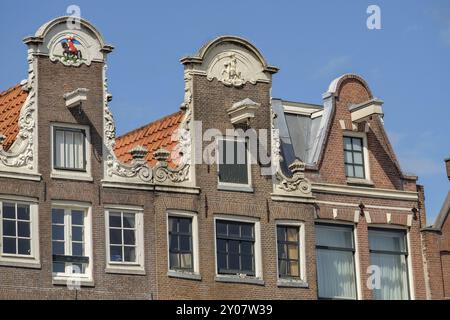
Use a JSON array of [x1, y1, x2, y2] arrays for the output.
[[0, 84, 28, 150], [114, 110, 185, 168]]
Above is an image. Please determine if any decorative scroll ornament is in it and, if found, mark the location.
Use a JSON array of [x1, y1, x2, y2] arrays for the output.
[[276, 160, 312, 196], [0, 53, 37, 170], [103, 66, 192, 184]]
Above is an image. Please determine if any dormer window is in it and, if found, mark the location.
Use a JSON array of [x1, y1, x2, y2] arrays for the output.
[[54, 127, 86, 171], [217, 137, 253, 192], [51, 123, 92, 181], [344, 136, 365, 179]]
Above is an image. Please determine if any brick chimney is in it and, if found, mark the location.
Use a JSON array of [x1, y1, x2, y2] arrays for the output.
[[446, 158, 450, 181]]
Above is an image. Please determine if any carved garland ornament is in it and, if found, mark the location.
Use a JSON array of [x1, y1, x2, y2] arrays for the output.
[[103, 66, 192, 184], [0, 53, 37, 170]]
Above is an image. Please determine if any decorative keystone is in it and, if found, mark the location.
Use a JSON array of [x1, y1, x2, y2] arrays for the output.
[[129, 145, 148, 162], [154, 148, 171, 166]]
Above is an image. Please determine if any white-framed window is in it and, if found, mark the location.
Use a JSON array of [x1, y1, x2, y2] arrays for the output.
[[0, 197, 40, 268], [368, 228, 410, 300], [105, 206, 145, 274], [51, 123, 92, 181], [343, 131, 371, 182], [51, 202, 93, 284], [214, 215, 262, 282], [166, 211, 200, 278], [275, 220, 306, 284], [315, 223, 358, 300], [217, 136, 253, 192]]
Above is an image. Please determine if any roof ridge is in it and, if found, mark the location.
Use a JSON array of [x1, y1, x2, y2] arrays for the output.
[[116, 110, 184, 141], [0, 83, 23, 98]]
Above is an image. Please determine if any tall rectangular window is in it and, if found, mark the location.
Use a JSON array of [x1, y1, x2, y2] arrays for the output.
[[2, 202, 31, 256], [52, 207, 90, 276], [316, 224, 357, 299], [218, 138, 249, 185], [277, 225, 300, 279], [168, 216, 193, 272], [369, 229, 409, 300], [216, 220, 255, 276], [108, 212, 137, 263], [54, 127, 86, 171], [343, 136, 365, 179]]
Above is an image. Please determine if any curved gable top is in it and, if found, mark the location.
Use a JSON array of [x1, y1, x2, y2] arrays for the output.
[[327, 73, 373, 98], [24, 16, 113, 67], [181, 35, 278, 87]]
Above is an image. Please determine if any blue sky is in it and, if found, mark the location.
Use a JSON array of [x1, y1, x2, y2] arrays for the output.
[[1, 0, 449, 223]]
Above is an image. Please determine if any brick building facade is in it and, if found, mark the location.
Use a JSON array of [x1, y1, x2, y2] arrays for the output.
[[0, 16, 446, 300]]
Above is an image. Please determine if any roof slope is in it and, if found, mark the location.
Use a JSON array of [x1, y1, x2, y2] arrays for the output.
[[0, 84, 28, 150], [114, 110, 185, 167]]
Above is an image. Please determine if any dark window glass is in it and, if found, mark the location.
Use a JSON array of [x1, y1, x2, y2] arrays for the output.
[[168, 216, 193, 271], [216, 220, 255, 276], [2, 202, 31, 256], [108, 212, 136, 263], [277, 225, 301, 278], [218, 139, 249, 185], [343, 136, 365, 179]]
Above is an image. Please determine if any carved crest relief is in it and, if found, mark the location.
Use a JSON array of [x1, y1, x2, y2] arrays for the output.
[[49, 33, 92, 67]]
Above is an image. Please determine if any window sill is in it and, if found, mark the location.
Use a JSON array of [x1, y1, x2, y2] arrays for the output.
[[217, 184, 254, 193], [0, 258, 41, 269], [51, 172, 93, 182], [215, 275, 264, 286], [346, 178, 374, 187], [105, 266, 146, 275], [277, 279, 309, 288], [167, 270, 202, 281], [52, 276, 94, 287]]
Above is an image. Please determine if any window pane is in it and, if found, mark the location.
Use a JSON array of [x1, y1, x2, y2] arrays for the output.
[[277, 226, 286, 242], [3, 203, 15, 219], [316, 225, 354, 249], [52, 225, 64, 241], [18, 221, 30, 238], [52, 208, 64, 224], [110, 229, 122, 245], [217, 239, 227, 252], [123, 213, 135, 229], [216, 222, 227, 236], [124, 246, 136, 262], [241, 224, 254, 239], [289, 261, 300, 277], [279, 260, 288, 276], [3, 237, 16, 254], [353, 152, 363, 165], [170, 253, 180, 269], [345, 164, 354, 177], [52, 241, 64, 255], [287, 227, 299, 242], [17, 205, 30, 220], [3, 220, 16, 237], [169, 217, 177, 233], [178, 218, 191, 234], [123, 230, 135, 245], [218, 139, 248, 185], [288, 244, 299, 260], [352, 138, 362, 151], [241, 242, 253, 255], [343, 137, 352, 150], [217, 253, 227, 271], [369, 229, 407, 253], [228, 240, 239, 255], [169, 234, 178, 251], [110, 246, 123, 262], [316, 248, 357, 299], [278, 243, 287, 259], [179, 235, 191, 251], [229, 254, 240, 270], [344, 151, 353, 163], [180, 253, 193, 270], [18, 239, 31, 255], [371, 253, 409, 300], [74, 131, 84, 169], [53, 262, 66, 273], [241, 254, 253, 272], [354, 166, 364, 178], [72, 226, 83, 242], [72, 242, 84, 256], [71, 210, 84, 226], [55, 130, 65, 167], [65, 131, 74, 168], [228, 223, 240, 237], [109, 212, 122, 228]]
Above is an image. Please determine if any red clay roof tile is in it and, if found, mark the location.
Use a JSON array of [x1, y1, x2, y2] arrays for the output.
[[0, 84, 28, 150]]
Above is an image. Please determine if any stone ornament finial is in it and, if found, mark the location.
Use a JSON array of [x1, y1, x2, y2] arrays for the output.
[[129, 145, 148, 162]]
